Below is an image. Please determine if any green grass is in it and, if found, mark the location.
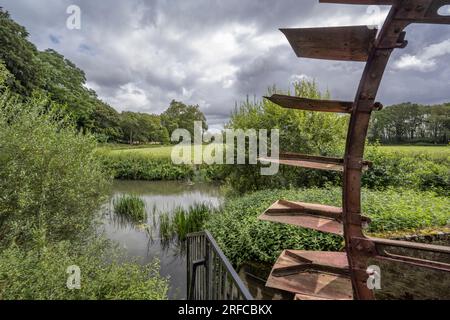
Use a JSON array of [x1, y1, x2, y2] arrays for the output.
[[369, 145, 449, 160], [107, 145, 174, 159], [98, 144, 226, 161], [113, 195, 147, 222], [98, 144, 449, 160]]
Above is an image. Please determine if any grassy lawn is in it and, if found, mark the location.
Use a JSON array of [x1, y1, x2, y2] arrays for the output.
[[106, 145, 174, 159], [98, 144, 449, 161], [372, 145, 449, 158], [97, 144, 226, 161]]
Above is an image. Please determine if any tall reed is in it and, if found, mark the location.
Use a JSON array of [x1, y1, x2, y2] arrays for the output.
[[113, 195, 147, 222], [158, 203, 213, 242]]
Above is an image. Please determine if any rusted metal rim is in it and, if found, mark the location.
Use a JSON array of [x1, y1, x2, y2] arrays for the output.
[[342, 0, 450, 300]]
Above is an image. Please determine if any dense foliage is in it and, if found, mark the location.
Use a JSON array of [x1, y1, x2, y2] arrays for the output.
[[0, 93, 168, 300], [223, 81, 347, 193], [0, 60, 12, 90], [369, 102, 449, 144], [364, 146, 449, 196], [0, 239, 168, 300], [0, 10, 42, 95], [0, 93, 109, 247], [98, 150, 195, 181], [206, 187, 450, 266]]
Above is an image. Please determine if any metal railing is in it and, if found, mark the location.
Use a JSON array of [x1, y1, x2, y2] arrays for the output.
[[186, 231, 253, 300]]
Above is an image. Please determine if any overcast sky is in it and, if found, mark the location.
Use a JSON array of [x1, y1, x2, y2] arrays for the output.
[[3, 0, 450, 128]]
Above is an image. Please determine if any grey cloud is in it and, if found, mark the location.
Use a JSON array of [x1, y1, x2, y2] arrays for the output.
[[3, 0, 450, 127]]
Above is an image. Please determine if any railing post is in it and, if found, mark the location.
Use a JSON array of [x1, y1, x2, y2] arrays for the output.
[[205, 239, 210, 300], [189, 259, 206, 300], [186, 231, 253, 301], [186, 236, 191, 299]]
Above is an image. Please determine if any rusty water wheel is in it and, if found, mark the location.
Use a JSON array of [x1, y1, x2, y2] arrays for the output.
[[258, 0, 450, 300]]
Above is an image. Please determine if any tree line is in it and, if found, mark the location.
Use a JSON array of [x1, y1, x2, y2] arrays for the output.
[[369, 103, 449, 145], [0, 8, 207, 144]]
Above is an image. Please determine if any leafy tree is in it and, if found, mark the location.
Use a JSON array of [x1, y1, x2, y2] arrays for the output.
[[136, 113, 162, 143], [38, 49, 97, 128], [120, 111, 176, 145], [427, 105, 449, 144], [369, 103, 449, 144], [161, 100, 208, 138], [91, 100, 122, 142], [0, 9, 43, 95], [120, 112, 140, 145], [157, 126, 170, 145]]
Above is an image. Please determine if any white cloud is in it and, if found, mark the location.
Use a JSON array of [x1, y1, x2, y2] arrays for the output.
[[394, 39, 450, 72], [4, 0, 450, 125], [290, 74, 311, 83], [109, 83, 150, 113]]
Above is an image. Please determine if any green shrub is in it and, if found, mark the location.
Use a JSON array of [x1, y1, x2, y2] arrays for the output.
[[206, 187, 450, 266], [0, 92, 110, 248], [222, 81, 347, 193], [0, 239, 169, 300], [363, 146, 449, 195], [0, 92, 168, 300], [113, 195, 147, 222]]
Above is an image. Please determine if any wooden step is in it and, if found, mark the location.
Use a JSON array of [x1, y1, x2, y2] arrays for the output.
[[294, 293, 330, 300], [266, 250, 353, 300], [265, 95, 354, 113], [259, 153, 372, 172], [259, 200, 344, 235], [259, 200, 371, 235], [280, 26, 377, 61]]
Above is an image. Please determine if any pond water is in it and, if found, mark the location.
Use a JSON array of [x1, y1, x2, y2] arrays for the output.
[[99, 180, 450, 300], [99, 180, 224, 300]]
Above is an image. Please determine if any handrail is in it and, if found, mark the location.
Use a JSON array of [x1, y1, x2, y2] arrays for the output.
[[186, 231, 253, 300]]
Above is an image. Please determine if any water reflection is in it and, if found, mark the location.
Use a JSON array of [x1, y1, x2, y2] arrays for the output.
[[99, 180, 224, 300]]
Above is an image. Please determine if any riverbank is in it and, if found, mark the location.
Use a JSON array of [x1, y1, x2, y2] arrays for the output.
[[102, 181, 450, 300], [96, 144, 449, 196]]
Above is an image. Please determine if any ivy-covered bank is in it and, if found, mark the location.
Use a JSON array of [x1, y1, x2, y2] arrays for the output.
[[206, 187, 450, 267]]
